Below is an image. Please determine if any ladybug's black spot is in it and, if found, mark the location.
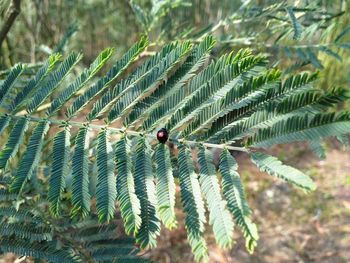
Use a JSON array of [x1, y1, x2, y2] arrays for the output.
[[157, 128, 168, 143]]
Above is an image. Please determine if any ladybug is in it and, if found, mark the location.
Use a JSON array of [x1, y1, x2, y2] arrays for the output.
[[157, 128, 168, 144]]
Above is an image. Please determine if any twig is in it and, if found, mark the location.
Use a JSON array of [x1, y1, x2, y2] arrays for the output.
[[7, 114, 250, 153]]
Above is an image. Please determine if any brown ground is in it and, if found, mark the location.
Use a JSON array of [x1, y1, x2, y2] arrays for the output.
[[147, 141, 350, 263]]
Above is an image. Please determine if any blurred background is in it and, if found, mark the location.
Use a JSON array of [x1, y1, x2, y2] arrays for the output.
[[0, 0, 350, 262]]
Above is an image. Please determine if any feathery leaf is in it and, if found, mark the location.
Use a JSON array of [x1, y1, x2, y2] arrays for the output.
[[47, 48, 114, 116], [96, 128, 117, 222], [309, 139, 326, 159], [184, 69, 281, 138], [250, 152, 316, 191], [0, 189, 17, 201], [88, 41, 176, 121], [178, 144, 208, 261], [134, 136, 160, 249], [219, 148, 258, 253], [0, 116, 29, 169], [203, 72, 317, 142], [27, 53, 82, 113], [166, 53, 267, 133], [115, 135, 142, 235], [10, 120, 50, 193], [0, 207, 43, 224], [248, 112, 350, 148], [0, 237, 81, 263], [286, 7, 302, 40], [11, 54, 61, 113], [67, 37, 148, 118], [198, 146, 234, 249], [107, 42, 192, 123], [0, 222, 52, 242], [154, 143, 177, 229], [48, 126, 71, 216], [71, 125, 90, 219], [127, 36, 216, 126], [0, 114, 10, 135], [0, 64, 24, 108]]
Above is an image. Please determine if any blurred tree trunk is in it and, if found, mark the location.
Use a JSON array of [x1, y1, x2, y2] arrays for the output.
[[0, 0, 21, 50]]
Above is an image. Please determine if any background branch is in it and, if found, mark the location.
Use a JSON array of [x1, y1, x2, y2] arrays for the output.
[[0, 0, 21, 50]]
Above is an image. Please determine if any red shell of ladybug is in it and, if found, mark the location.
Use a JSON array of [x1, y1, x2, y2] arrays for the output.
[[157, 128, 168, 143]]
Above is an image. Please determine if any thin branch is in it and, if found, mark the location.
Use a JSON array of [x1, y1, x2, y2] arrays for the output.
[[179, 140, 250, 153], [0, 0, 21, 49], [7, 114, 249, 153]]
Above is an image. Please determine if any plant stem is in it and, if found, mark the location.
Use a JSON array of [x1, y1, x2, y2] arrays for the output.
[[8, 114, 249, 152]]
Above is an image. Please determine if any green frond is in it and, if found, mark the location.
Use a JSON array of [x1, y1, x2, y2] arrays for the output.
[[71, 125, 91, 219], [308, 139, 326, 159], [319, 46, 342, 62], [115, 135, 141, 236], [130, 1, 149, 29], [59, 218, 100, 231], [74, 224, 117, 243], [10, 120, 50, 193], [248, 112, 350, 148], [0, 64, 24, 108], [198, 146, 234, 249], [27, 52, 82, 113], [183, 69, 281, 138], [203, 72, 317, 142], [165, 53, 267, 134], [305, 48, 324, 69], [286, 6, 302, 40], [142, 49, 254, 131], [0, 175, 12, 185], [90, 247, 138, 262], [96, 129, 117, 223], [0, 207, 43, 224], [0, 116, 29, 169], [303, 87, 350, 113], [178, 144, 208, 261], [0, 222, 52, 242], [209, 89, 323, 142], [0, 238, 81, 263], [134, 136, 160, 249], [126, 36, 216, 126], [282, 72, 318, 91], [250, 152, 316, 191], [107, 42, 192, 123], [86, 237, 149, 262], [154, 143, 177, 229], [142, 52, 233, 131], [48, 126, 71, 216], [337, 133, 349, 146], [86, 237, 136, 248], [0, 189, 17, 201], [0, 114, 10, 135], [11, 54, 61, 113], [53, 23, 78, 53], [219, 148, 258, 253], [88, 41, 176, 121], [67, 37, 148, 118], [47, 48, 114, 116]]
